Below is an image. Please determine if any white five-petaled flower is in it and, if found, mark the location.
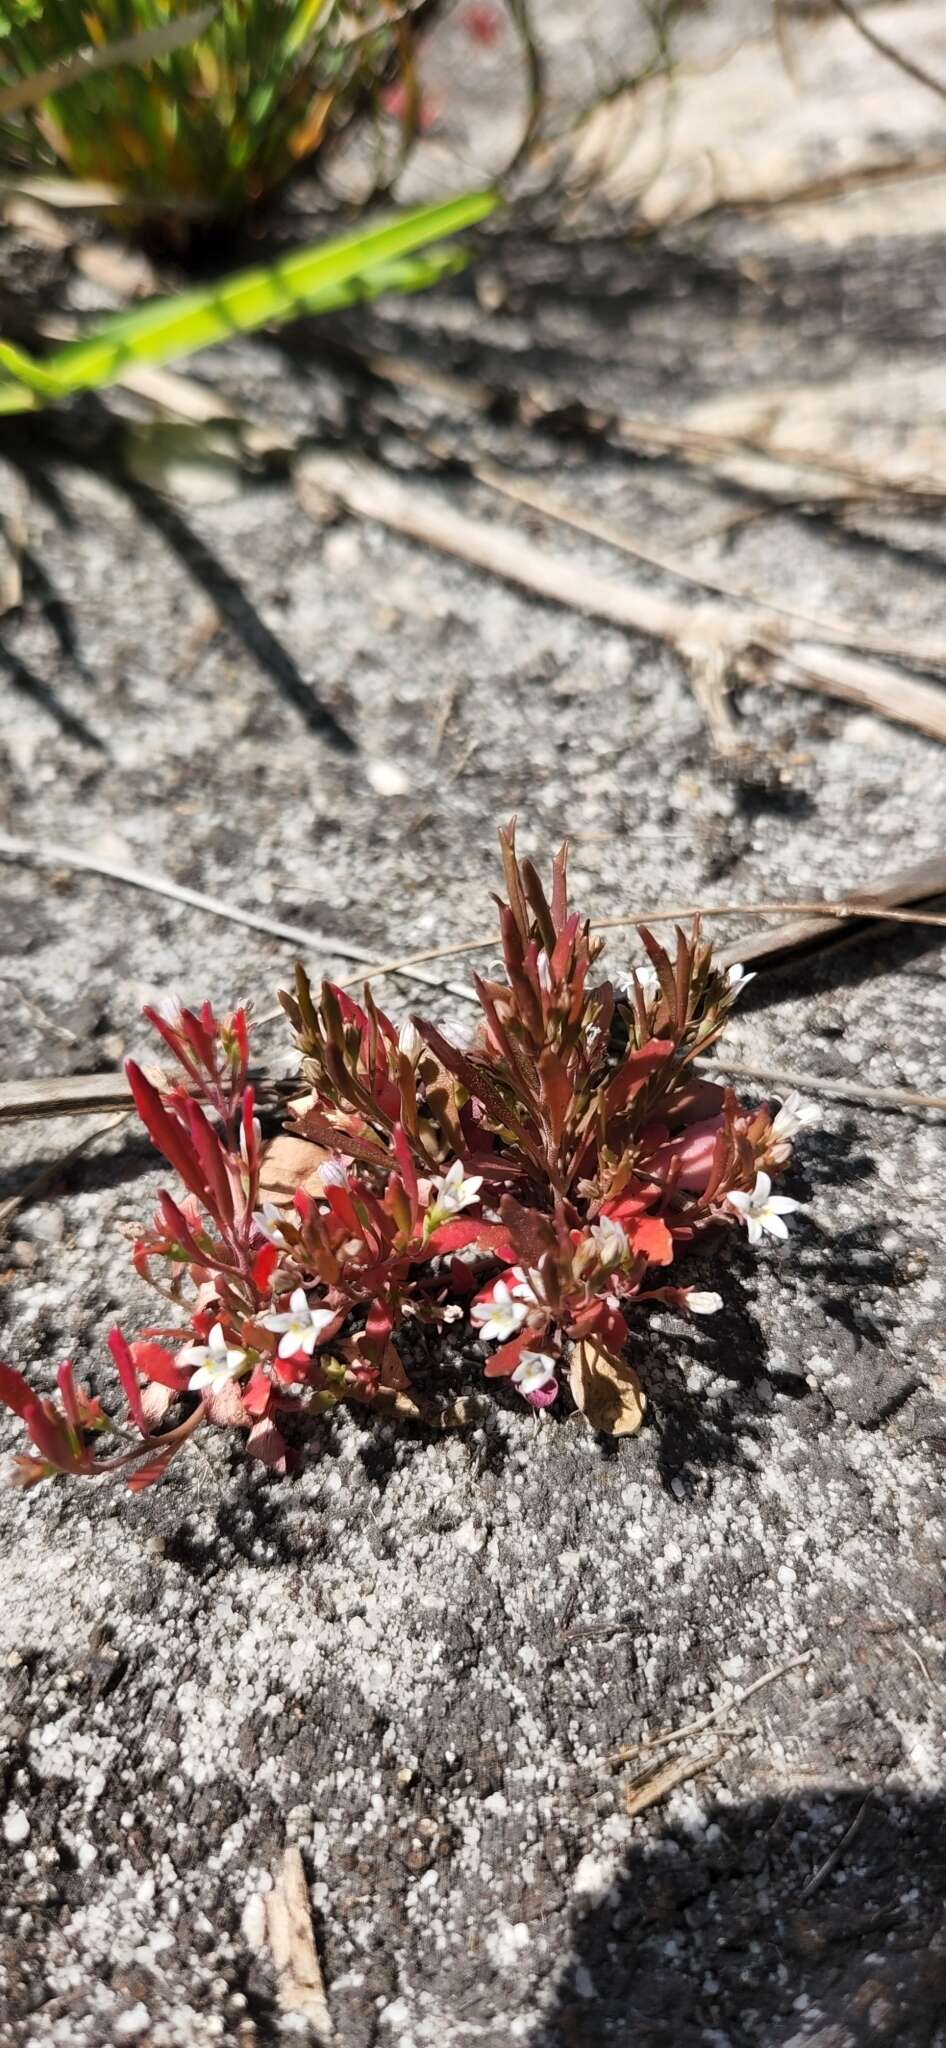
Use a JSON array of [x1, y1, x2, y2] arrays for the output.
[[471, 1280, 529, 1344], [252, 1199, 291, 1249], [590, 1215, 629, 1266], [512, 1350, 558, 1395], [428, 1159, 483, 1221], [180, 1322, 248, 1394], [770, 1091, 819, 1143], [727, 1172, 800, 1246], [261, 1286, 336, 1358], [686, 1291, 723, 1315], [726, 963, 756, 997]]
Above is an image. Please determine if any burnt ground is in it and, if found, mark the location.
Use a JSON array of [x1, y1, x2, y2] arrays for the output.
[[2, 18, 946, 2044]]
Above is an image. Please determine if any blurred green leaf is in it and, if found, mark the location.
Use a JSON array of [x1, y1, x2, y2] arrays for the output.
[[0, 188, 497, 413]]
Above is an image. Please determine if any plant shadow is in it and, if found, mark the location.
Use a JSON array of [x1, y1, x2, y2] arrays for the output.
[[532, 1783, 946, 2047]]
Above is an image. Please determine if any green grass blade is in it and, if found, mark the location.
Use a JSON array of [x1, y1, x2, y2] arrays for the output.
[[0, 189, 496, 408]]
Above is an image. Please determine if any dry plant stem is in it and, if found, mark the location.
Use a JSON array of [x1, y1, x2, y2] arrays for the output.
[[334, 344, 946, 511], [606, 1649, 813, 1768], [698, 1054, 946, 1114], [798, 1789, 874, 1902], [624, 1745, 730, 1818], [0, 1112, 129, 1230], [828, 0, 946, 104], [0, 6, 218, 118], [295, 455, 946, 746], [467, 458, 946, 672], [0, 832, 474, 1005], [265, 1845, 333, 2041]]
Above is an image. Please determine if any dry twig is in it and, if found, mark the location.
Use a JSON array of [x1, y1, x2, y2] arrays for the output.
[[798, 1789, 874, 1902], [265, 1845, 333, 2041], [606, 1649, 813, 1768], [0, 1112, 129, 1232], [295, 454, 946, 747], [624, 1745, 730, 1817], [828, 0, 946, 105], [0, 832, 474, 1005], [698, 1053, 946, 1115]]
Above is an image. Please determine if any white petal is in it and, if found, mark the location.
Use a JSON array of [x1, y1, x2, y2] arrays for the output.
[[188, 1365, 212, 1391], [260, 1311, 293, 1333], [745, 1216, 763, 1246], [726, 1191, 752, 1216], [761, 1212, 789, 1241], [207, 1323, 228, 1356], [278, 1330, 303, 1359], [309, 1309, 336, 1337], [179, 1344, 208, 1367], [767, 1195, 800, 1215], [289, 1287, 309, 1317], [753, 1170, 772, 1204]]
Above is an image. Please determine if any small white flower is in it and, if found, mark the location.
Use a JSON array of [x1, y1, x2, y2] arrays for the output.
[[252, 1200, 290, 1249], [180, 1322, 248, 1393], [726, 963, 756, 997], [536, 950, 552, 993], [320, 1157, 350, 1190], [770, 1091, 819, 1143], [590, 1215, 629, 1266], [397, 1019, 424, 1063], [471, 1280, 529, 1344], [429, 1159, 483, 1221], [727, 1171, 801, 1246], [686, 1291, 722, 1315], [510, 1263, 545, 1305], [511, 1350, 558, 1395], [261, 1286, 336, 1358]]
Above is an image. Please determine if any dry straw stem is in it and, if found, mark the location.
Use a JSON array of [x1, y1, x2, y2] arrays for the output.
[[0, 6, 218, 119], [329, 342, 946, 512], [606, 1649, 813, 1769], [624, 1745, 730, 1818], [797, 1788, 874, 1902], [0, 831, 473, 1006], [1, 839, 943, 1124], [295, 454, 946, 747], [828, 0, 946, 104], [697, 1053, 946, 1116], [265, 1845, 333, 2041]]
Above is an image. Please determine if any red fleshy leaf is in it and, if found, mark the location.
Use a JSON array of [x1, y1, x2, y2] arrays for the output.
[[483, 1330, 531, 1379], [0, 1361, 36, 1421], [627, 1215, 674, 1267], [242, 1366, 272, 1419], [107, 1327, 147, 1435], [424, 1218, 512, 1257], [130, 1341, 191, 1393], [252, 1241, 279, 1292], [126, 1446, 176, 1492]]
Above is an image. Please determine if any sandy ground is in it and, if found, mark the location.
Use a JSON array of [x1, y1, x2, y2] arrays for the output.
[[2, 7, 946, 2044]]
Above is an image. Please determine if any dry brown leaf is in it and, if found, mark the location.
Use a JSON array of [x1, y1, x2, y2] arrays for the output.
[[568, 1339, 646, 1437], [258, 1131, 328, 1204]]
